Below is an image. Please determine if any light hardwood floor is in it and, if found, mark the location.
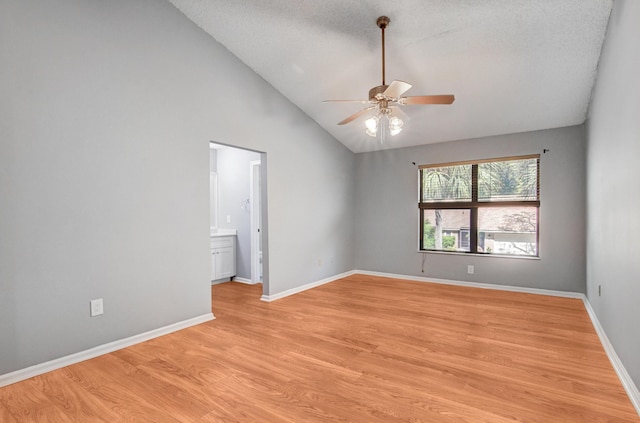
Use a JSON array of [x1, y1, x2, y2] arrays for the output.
[[1, 274, 638, 422]]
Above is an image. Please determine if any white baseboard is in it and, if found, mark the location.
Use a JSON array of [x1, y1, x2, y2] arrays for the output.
[[582, 298, 640, 415], [233, 277, 256, 285], [353, 269, 640, 416], [260, 270, 356, 302], [354, 270, 584, 298], [0, 312, 215, 388]]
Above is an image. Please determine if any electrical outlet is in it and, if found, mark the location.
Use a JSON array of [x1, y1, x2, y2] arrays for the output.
[[467, 265, 474, 275], [226, 215, 231, 223], [90, 299, 104, 317]]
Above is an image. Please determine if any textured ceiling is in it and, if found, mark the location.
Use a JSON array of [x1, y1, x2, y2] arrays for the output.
[[169, 0, 612, 153]]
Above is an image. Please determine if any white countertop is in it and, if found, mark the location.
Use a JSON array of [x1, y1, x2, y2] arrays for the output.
[[211, 228, 237, 237]]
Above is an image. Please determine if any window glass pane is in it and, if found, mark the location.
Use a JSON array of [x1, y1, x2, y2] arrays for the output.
[[421, 165, 472, 202], [422, 209, 471, 252], [478, 158, 538, 201], [477, 207, 537, 256]]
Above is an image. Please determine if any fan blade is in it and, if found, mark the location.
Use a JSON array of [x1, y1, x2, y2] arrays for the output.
[[323, 99, 369, 103], [402, 95, 455, 105], [383, 80, 412, 98], [337, 106, 376, 125]]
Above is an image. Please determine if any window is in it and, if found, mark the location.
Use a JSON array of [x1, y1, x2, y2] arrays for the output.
[[419, 155, 539, 256]]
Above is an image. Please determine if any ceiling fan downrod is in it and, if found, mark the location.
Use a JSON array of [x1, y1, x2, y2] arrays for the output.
[[377, 16, 390, 86]]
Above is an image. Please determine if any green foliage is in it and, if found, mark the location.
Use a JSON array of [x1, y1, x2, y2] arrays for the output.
[[423, 219, 435, 248], [421, 165, 472, 201], [442, 235, 456, 250], [478, 158, 537, 200], [423, 219, 457, 250], [421, 159, 537, 203]]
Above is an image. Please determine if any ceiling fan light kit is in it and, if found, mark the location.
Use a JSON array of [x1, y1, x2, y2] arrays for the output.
[[324, 16, 455, 141]]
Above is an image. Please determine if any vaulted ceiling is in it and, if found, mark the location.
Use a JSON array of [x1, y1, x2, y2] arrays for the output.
[[169, 0, 612, 153]]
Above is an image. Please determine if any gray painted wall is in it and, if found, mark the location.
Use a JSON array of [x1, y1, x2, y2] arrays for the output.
[[586, 0, 640, 388], [355, 126, 586, 293], [0, 0, 355, 375], [216, 146, 261, 281]]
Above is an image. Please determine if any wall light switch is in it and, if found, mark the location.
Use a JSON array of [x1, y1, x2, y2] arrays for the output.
[[226, 215, 231, 223], [90, 299, 104, 317]]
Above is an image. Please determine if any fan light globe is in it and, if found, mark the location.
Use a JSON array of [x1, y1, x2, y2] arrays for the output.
[[365, 116, 379, 137], [388, 115, 404, 136]]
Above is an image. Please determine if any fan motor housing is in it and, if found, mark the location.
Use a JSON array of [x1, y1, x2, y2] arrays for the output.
[[369, 85, 389, 100]]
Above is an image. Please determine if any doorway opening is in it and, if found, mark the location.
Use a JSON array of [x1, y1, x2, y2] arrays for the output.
[[209, 142, 268, 297]]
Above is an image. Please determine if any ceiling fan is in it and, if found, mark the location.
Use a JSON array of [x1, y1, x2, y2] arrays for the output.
[[324, 16, 455, 138]]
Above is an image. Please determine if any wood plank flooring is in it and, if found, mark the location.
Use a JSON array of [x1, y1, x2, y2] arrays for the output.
[[1, 274, 638, 422]]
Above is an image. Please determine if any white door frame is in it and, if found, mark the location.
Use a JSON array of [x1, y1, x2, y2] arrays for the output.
[[250, 160, 261, 284]]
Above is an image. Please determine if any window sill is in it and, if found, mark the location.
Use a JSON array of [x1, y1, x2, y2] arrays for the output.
[[417, 250, 540, 260]]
